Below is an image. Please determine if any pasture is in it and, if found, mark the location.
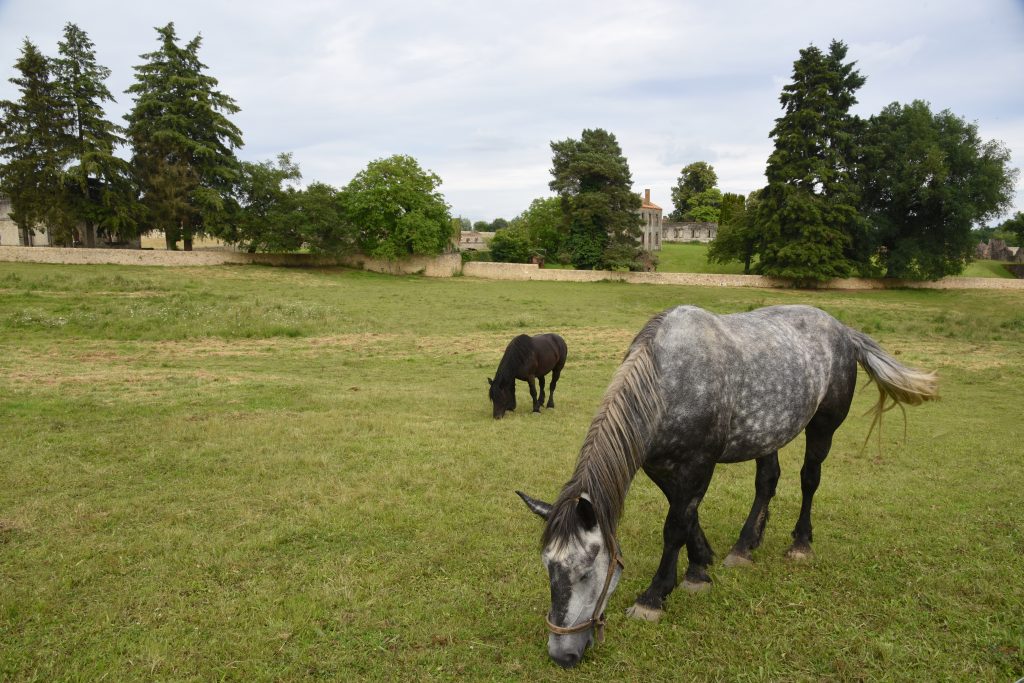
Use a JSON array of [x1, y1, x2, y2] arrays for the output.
[[1, 262, 1022, 681]]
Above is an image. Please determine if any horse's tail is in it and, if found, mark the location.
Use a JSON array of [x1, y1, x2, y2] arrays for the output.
[[846, 327, 939, 444]]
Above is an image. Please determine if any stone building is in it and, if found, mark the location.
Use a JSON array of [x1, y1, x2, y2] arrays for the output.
[[976, 239, 1024, 263], [459, 230, 494, 251], [638, 189, 662, 251], [0, 195, 52, 246], [662, 220, 718, 243]]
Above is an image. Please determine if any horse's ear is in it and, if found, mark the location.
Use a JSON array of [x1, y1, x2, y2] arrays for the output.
[[487, 377, 493, 386], [516, 491, 551, 520], [576, 493, 598, 531]]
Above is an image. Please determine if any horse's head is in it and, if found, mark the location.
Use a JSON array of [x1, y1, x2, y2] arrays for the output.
[[487, 377, 516, 419], [516, 491, 623, 669]]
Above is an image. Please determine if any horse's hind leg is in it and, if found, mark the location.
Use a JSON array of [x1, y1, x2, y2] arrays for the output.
[[547, 361, 564, 408], [537, 375, 546, 409], [787, 416, 840, 560], [724, 452, 780, 567]]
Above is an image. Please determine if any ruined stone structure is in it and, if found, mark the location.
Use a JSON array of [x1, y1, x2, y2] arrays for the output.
[[459, 230, 494, 251], [662, 220, 718, 243], [975, 239, 1023, 263]]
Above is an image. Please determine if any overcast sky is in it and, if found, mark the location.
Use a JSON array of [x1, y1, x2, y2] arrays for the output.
[[1, 0, 1022, 223]]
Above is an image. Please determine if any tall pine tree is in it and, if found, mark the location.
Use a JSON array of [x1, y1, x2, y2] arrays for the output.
[[549, 128, 642, 270], [125, 23, 243, 250], [54, 23, 135, 247], [756, 40, 868, 281], [0, 39, 73, 244]]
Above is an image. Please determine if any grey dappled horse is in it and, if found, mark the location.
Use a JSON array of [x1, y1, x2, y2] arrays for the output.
[[517, 304, 938, 668]]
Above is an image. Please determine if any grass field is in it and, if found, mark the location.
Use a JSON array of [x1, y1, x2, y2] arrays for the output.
[[1, 262, 1022, 681], [655, 242, 1016, 279]]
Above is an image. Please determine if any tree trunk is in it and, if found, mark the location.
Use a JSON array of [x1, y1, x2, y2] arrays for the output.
[[165, 232, 177, 250], [84, 222, 96, 248]]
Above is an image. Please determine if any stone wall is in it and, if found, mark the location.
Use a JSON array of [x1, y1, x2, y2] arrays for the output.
[[0, 245, 462, 276], [4, 244, 1021, 290], [462, 261, 1024, 290]]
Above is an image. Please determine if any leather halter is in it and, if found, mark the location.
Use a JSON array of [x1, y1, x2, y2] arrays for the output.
[[544, 535, 625, 645]]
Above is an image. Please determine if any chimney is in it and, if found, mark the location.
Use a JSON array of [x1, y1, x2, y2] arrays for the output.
[[644, 189, 651, 203]]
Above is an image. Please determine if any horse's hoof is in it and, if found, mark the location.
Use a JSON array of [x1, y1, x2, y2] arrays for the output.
[[784, 545, 814, 561], [626, 603, 663, 622], [681, 579, 712, 593], [723, 551, 753, 568]]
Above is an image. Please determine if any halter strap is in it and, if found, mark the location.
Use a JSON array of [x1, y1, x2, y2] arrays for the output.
[[544, 535, 624, 644]]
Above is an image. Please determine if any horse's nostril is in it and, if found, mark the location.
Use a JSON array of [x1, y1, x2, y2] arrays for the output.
[[551, 651, 580, 669]]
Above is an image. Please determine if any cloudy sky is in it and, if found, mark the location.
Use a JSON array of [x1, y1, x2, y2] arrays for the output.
[[1, 0, 1022, 223]]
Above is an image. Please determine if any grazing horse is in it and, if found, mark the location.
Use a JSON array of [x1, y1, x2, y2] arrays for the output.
[[489, 333, 568, 419], [517, 304, 938, 668]]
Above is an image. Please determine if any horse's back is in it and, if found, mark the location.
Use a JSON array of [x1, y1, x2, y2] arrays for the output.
[[650, 305, 858, 462], [531, 333, 567, 373]]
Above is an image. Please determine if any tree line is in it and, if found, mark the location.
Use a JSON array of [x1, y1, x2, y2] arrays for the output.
[[491, 40, 1018, 280], [0, 22, 456, 257], [3, 29, 1017, 279]]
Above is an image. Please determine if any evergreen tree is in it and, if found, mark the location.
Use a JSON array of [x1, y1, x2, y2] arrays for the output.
[[0, 39, 72, 244], [53, 23, 135, 247], [124, 23, 243, 250], [549, 128, 642, 270], [669, 161, 718, 221], [757, 40, 867, 282], [859, 100, 1017, 279]]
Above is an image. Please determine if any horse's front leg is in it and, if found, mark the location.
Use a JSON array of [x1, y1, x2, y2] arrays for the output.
[[527, 377, 540, 412], [537, 375, 546, 409], [628, 460, 716, 622]]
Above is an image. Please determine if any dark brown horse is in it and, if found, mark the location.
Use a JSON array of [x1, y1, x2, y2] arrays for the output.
[[488, 333, 567, 419]]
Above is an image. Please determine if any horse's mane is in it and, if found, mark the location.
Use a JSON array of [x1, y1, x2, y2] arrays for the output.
[[542, 312, 667, 550], [495, 334, 534, 383]]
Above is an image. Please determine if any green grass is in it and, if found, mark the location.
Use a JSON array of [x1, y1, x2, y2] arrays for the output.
[[656, 242, 1017, 279], [655, 242, 750, 274], [962, 259, 1015, 278], [1, 262, 1022, 681]]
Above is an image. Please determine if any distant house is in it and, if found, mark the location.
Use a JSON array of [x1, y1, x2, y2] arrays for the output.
[[0, 194, 141, 248], [638, 189, 662, 251], [0, 195, 52, 246]]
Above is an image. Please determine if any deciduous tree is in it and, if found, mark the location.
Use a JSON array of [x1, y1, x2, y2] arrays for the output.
[[510, 196, 566, 262], [708, 190, 761, 274], [341, 154, 454, 259], [859, 100, 1017, 279], [229, 153, 303, 252]]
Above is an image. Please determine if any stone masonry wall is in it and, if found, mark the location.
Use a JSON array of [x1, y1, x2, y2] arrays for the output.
[[2, 245, 1021, 290], [0, 246, 462, 277]]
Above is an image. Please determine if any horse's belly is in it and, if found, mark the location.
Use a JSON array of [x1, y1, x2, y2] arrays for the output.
[[718, 410, 809, 462]]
